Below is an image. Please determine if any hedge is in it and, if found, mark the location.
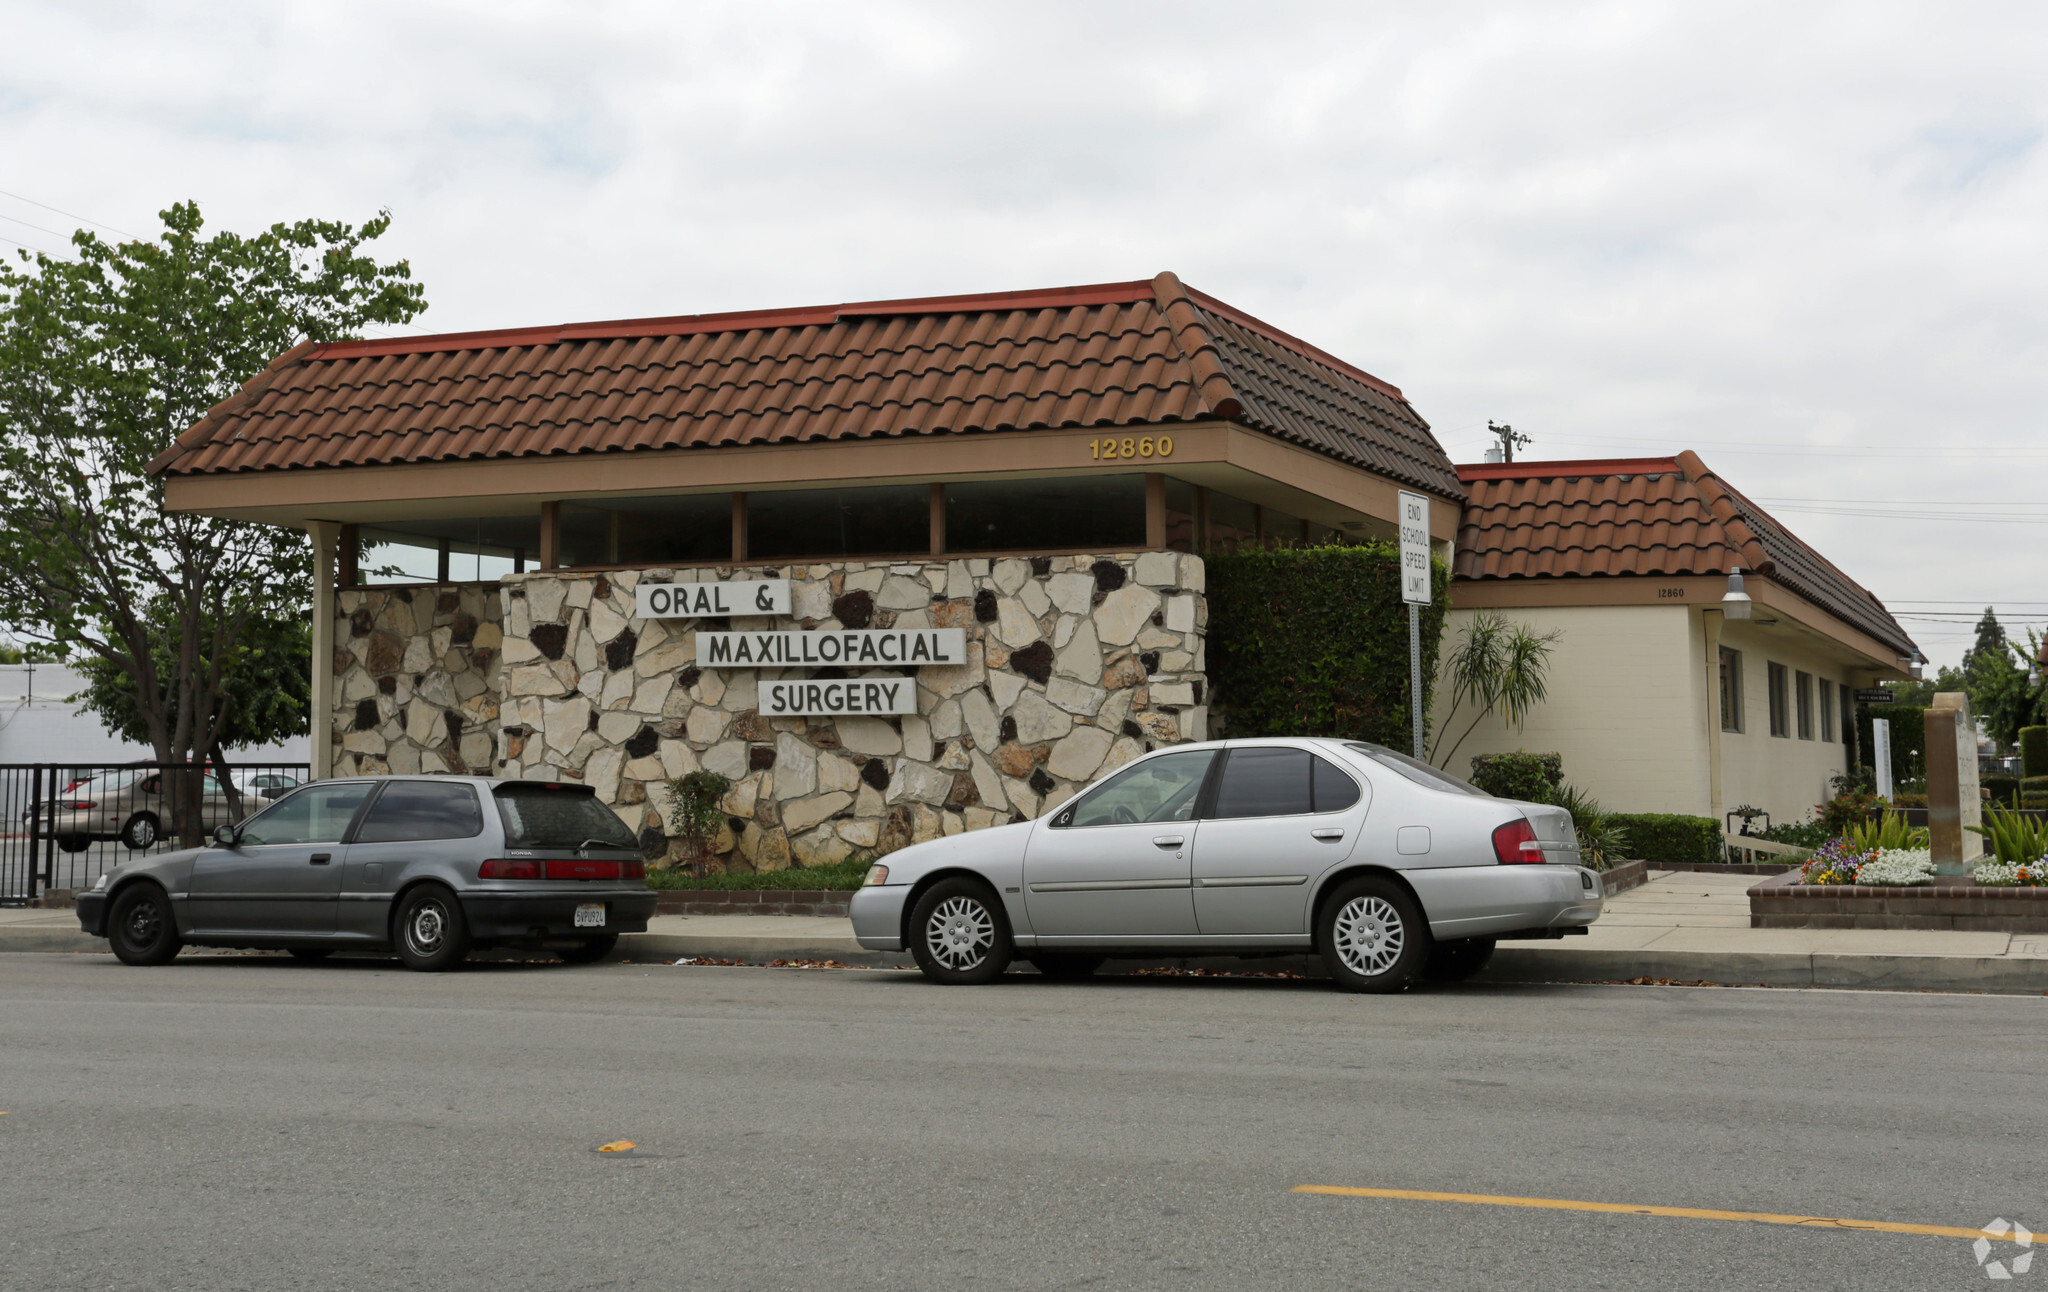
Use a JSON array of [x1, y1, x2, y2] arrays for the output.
[[1985, 774, 2021, 807], [644, 858, 872, 891], [1470, 751, 1563, 802], [2023, 726, 2048, 779], [1606, 813, 1721, 868], [1207, 542, 1450, 747], [1855, 704, 1928, 785]]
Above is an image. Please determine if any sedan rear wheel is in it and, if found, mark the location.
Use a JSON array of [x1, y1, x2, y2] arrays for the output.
[[108, 884, 182, 967], [908, 878, 1012, 985], [120, 813, 160, 851], [393, 885, 471, 972], [1318, 875, 1427, 993]]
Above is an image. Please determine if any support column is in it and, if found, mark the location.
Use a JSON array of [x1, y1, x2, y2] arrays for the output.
[[436, 536, 451, 584], [1144, 473, 1166, 550], [731, 493, 749, 563], [538, 501, 560, 569], [929, 482, 946, 557], [308, 521, 340, 781], [1193, 486, 1210, 554], [1703, 609, 1724, 826]]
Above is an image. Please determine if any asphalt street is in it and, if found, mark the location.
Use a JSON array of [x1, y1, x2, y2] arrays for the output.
[[2, 952, 2043, 1291]]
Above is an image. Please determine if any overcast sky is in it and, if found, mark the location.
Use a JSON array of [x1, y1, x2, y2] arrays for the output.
[[4, 0, 2043, 669]]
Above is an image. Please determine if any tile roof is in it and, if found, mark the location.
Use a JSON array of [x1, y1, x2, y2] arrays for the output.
[[149, 272, 1463, 499], [1454, 451, 1916, 658]]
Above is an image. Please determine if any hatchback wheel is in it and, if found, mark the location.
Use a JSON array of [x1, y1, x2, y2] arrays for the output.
[[393, 885, 470, 972], [120, 813, 160, 851], [108, 884, 182, 967], [908, 878, 1013, 985], [1317, 875, 1428, 993]]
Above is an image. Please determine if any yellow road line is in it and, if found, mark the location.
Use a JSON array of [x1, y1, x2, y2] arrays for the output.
[[1292, 1186, 2013, 1241]]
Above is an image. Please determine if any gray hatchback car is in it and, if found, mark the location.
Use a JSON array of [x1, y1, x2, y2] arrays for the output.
[[74, 777, 657, 971]]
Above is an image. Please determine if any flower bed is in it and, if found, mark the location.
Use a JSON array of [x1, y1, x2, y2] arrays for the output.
[[1749, 870, 2048, 931]]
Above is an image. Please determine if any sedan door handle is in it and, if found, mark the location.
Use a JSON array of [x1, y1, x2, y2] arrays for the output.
[[1152, 835, 1185, 848], [309, 853, 332, 865], [1311, 829, 1345, 841]]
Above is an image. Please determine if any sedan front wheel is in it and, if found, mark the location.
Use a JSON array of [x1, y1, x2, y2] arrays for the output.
[[1318, 875, 1428, 993], [908, 878, 1013, 985]]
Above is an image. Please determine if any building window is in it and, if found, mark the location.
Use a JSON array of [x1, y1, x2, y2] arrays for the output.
[[356, 515, 543, 585], [1818, 679, 1835, 742], [943, 475, 1145, 554], [560, 494, 730, 568], [1839, 683, 1854, 747], [1768, 662, 1790, 737], [1796, 671, 1815, 740], [749, 484, 929, 561], [1719, 647, 1743, 733]]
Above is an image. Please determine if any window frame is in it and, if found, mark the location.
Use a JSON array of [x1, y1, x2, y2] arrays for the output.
[[1767, 662, 1790, 738], [1819, 679, 1836, 742], [1053, 749, 1218, 829], [1719, 647, 1744, 734], [352, 779, 487, 845], [1201, 745, 1364, 820], [1795, 670, 1815, 740]]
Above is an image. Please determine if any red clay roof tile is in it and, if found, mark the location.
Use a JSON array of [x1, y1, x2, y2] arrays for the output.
[[150, 273, 1462, 499], [1454, 452, 1915, 657]]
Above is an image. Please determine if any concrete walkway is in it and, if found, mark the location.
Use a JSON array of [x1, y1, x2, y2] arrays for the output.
[[11, 870, 2047, 992]]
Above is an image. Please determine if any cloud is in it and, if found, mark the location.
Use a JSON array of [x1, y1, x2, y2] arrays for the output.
[[3, 0, 2044, 665]]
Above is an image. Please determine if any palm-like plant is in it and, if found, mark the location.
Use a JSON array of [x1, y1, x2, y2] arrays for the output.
[[1843, 810, 1929, 852], [1429, 612, 1562, 767], [1549, 783, 1628, 872], [1967, 804, 2048, 864]]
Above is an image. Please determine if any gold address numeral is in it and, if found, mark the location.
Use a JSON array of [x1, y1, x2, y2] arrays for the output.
[[1090, 436, 1174, 461]]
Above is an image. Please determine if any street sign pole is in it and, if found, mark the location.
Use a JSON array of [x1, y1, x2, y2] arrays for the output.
[[1398, 491, 1431, 761]]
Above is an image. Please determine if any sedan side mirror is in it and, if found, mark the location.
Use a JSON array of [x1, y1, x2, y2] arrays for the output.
[[212, 824, 240, 847]]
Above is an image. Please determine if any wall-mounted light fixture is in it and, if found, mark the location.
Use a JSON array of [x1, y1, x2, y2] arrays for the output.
[[1910, 649, 1926, 680], [1721, 567, 1753, 621]]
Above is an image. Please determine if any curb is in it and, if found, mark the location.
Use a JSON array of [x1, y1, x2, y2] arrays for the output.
[[1478, 946, 2048, 994]]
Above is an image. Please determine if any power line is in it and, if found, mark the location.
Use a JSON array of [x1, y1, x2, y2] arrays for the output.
[[0, 212, 72, 240], [0, 188, 140, 239]]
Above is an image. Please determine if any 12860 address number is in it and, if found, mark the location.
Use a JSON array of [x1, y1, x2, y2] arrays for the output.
[[1090, 435, 1173, 461]]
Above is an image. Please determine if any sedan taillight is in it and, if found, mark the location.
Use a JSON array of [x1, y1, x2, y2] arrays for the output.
[[1492, 818, 1544, 865], [479, 858, 542, 880]]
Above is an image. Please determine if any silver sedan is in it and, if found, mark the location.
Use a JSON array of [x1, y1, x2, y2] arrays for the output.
[[849, 738, 1603, 992]]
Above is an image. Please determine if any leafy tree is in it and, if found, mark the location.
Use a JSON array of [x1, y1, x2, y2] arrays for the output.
[[1965, 606, 2008, 668], [0, 203, 424, 841]]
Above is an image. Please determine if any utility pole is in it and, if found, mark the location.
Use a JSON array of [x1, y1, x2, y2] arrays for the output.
[[1486, 420, 1532, 464]]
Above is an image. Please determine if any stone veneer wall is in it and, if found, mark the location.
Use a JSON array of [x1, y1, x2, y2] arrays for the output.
[[332, 584, 505, 776], [488, 551, 1208, 868]]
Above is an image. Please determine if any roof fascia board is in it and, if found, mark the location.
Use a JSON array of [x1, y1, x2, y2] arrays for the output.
[[1451, 573, 1909, 670]]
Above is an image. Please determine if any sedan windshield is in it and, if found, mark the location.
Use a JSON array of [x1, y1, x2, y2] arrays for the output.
[[1345, 743, 1491, 797], [494, 785, 640, 849]]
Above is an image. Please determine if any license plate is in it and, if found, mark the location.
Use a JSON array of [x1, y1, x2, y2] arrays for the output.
[[574, 903, 606, 928]]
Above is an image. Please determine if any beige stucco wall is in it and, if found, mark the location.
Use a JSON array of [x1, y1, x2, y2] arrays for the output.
[[1712, 616, 1854, 826], [1428, 603, 1860, 827], [1428, 605, 1711, 816]]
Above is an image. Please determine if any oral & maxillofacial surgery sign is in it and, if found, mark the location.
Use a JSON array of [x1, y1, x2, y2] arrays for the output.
[[696, 628, 968, 668], [636, 579, 791, 618], [761, 677, 917, 716]]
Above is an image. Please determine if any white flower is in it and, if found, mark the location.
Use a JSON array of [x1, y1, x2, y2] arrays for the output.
[[1975, 860, 2024, 887], [1856, 849, 1934, 886]]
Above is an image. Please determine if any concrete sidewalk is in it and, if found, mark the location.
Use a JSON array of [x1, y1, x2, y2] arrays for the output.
[[11, 870, 2047, 992]]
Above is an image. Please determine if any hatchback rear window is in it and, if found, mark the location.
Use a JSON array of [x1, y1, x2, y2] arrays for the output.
[[493, 784, 640, 850]]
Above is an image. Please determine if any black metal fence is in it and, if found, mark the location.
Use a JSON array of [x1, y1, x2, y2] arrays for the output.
[[0, 761, 314, 905]]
